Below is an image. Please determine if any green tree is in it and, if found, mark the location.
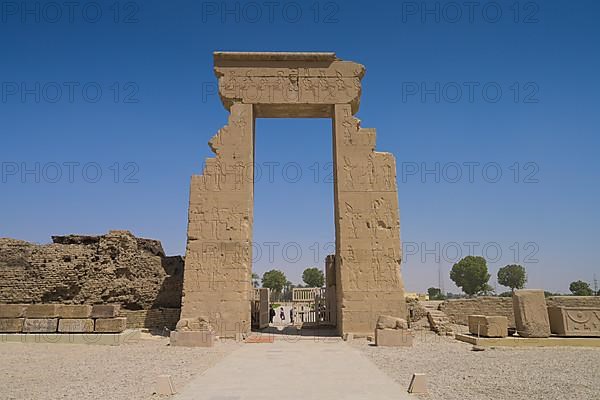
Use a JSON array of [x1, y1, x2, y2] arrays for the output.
[[262, 270, 288, 299], [497, 264, 527, 292], [449, 256, 491, 296], [427, 287, 445, 300], [569, 280, 593, 296], [302, 267, 325, 287]]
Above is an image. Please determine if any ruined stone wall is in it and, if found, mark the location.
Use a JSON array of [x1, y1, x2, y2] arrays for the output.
[[440, 297, 515, 326], [121, 308, 181, 330], [0, 231, 183, 313], [440, 296, 600, 327], [547, 296, 600, 308]]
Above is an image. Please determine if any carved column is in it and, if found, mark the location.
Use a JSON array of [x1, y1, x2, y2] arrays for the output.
[[180, 103, 254, 337], [333, 104, 406, 335]]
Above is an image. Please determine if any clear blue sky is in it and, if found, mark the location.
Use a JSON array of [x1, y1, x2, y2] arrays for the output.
[[1, 0, 599, 294]]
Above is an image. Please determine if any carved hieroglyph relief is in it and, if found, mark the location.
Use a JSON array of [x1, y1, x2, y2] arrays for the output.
[[180, 52, 405, 336]]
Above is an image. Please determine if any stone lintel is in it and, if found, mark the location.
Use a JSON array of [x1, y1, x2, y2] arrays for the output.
[[214, 51, 337, 64], [213, 51, 365, 116]]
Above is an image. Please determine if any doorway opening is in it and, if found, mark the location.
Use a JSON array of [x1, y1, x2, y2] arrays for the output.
[[251, 118, 337, 335]]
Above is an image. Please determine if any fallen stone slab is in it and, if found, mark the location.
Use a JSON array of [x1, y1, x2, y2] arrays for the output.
[[375, 328, 413, 347], [94, 317, 127, 333], [25, 304, 59, 318], [91, 305, 121, 318], [548, 306, 600, 337], [0, 318, 24, 333], [0, 329, 141, 346], [23, 318, 58, 333], [58, 318, 94, 333], [0, 304, 28, 318], [468, 315, 508, 338], [512, 290, 551, 338], [58, 305, 92, 319], [170, 331, 215, 347]]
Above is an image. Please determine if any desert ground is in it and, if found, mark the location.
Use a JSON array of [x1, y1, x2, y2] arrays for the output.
[[1, 328, 598, 400], [0, 333, 238, 400], [353, 328, 600, 400]]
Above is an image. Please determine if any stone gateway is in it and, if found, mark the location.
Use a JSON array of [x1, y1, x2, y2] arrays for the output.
[[180, 52, 406, 337]]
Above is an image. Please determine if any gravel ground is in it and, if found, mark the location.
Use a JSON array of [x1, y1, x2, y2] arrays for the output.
[[353, 328, 600, 400], [0, 333, 238, 400]]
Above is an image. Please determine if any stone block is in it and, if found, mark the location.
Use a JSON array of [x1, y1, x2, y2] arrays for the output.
[[376, 315, 408, 330], [58, 305, 92, 319], [0, 318, 24, 333], [468, 315, 508, 338], [408, 373, 428, 394], [25, 304, 59, 318], [375, 328, 413, 347], [58, 318, 94, 333], [548, 306, 600, 337], [1, 330, 141, 346], [94, 317, 127, 333], [512, 290, 551, 338], [170, 331, 215, 347], [23, 318, 58, 333], [0, 304, 28, 318], [91, 305, 121, 318], [155, 375, 176, 395]]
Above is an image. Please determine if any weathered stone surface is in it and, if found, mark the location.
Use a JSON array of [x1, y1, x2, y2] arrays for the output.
[[91, 305, 121, 318], [175, 317, 213, 332], [25, 304, 59, 318], [180, 52, 406, 337], [548, 306, 600, 337], [0, 304, 27, 318], [427, 310, 452, 335], [468, 315, 508, 338], [333, 103, 406, 336], [376, 315, 408, 330], [214, 52, 364, 117], [120, 308, 180, 330], [169, 330, 215, 347], [375, 328, 413, 347], [406, 299, 428, 323], [440, 296, 600, 327], [0, 318, 24, 332], [58, 305, 92, 318], [512, 290, 551, 338], [0, 231, 183, 310], [94, 317, 127, 333], [408, 373, 428, 394], [23, 318, 58, 333], [180, 102, 254, 338], [58, 318, 94, 333], [155, 375, 177, 395], [2, 330, 141, 345], [440, 297, 515, 327]]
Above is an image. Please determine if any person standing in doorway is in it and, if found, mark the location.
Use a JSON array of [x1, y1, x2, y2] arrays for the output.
[[269, 306, 276, 324], [289, 307, 294, 324]]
